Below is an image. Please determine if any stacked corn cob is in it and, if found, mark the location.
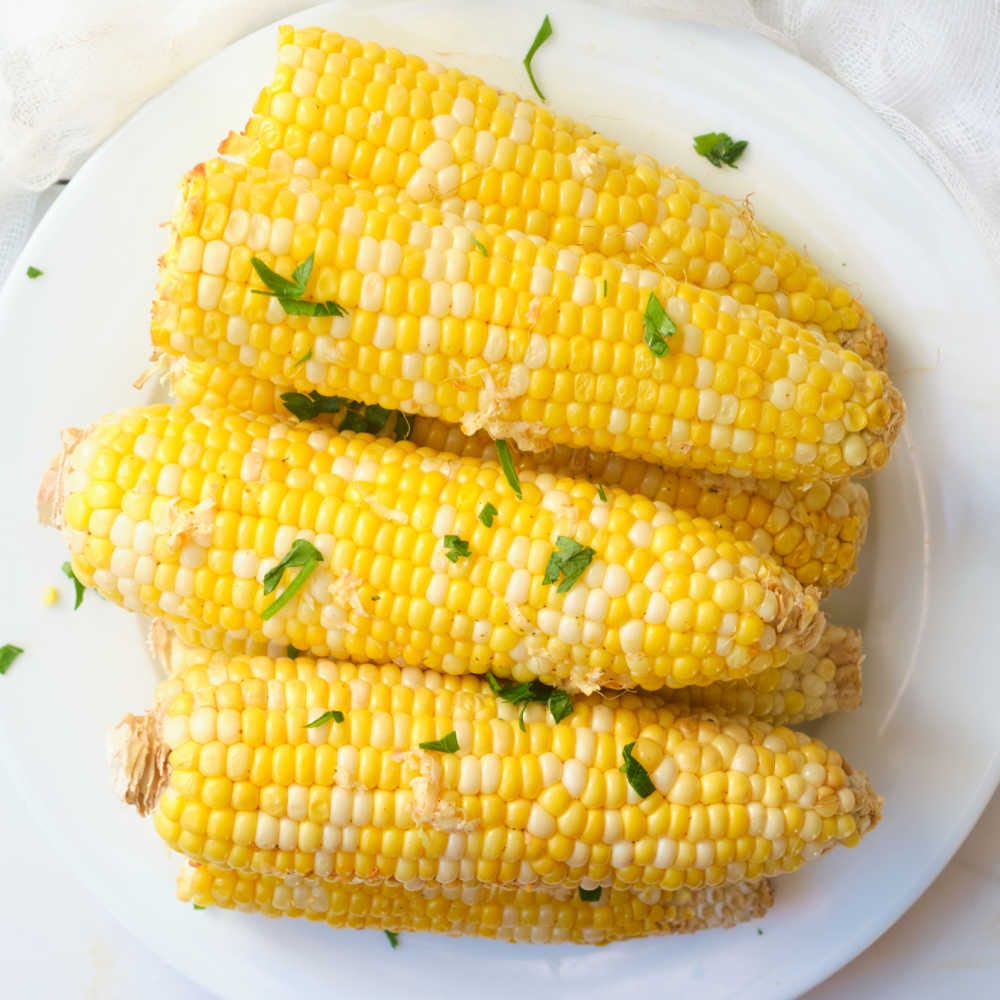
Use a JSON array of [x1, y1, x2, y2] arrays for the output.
[[41, 25, 902, 946]]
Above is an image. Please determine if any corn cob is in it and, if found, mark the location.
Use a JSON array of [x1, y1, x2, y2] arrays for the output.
[[111, 652, 880, 890], [221, 26, 886, 367], [41, 404, 825, 691], [150, 621, 862, 728], [153, 159, 903, 482], [170, 358, 869, 590], [176, 860, 774, 943]]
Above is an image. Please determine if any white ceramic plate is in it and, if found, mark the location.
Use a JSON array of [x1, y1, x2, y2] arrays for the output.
[[1, 1, 998, 997]]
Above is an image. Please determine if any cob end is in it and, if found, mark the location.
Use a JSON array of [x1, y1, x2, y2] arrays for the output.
[[37, 425, 88, 529], [108, 710, 170, 817], [830, 626, 864, 712], [844, 764, 883, 841], [770, 581, 826, 653]]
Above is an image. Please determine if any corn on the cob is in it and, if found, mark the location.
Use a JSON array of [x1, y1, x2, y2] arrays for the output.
[[170, 358, 869, 590], [221, 26, 886, 367], [150, 621, 861, 729], [112, 652, 880, 890], [42, 404, 825, 691], [152, 159, 903, 482], [177, 860, 774, 943]]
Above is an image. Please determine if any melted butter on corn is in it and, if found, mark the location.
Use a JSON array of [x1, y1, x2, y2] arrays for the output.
[[49, 404, 826, 691], [152, 159, 904, 483]]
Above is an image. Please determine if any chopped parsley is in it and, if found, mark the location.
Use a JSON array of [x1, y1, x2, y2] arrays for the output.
[[542, 536, 595, 593], [286, 644, 304, 659], [261, 539, 324, 620], [472, 237, 488, 257], [281, 390, 345, 421], [0, 644, 24, 675], [281, 391, 407, 438], [494, 440, 522, 499], [193, 904, 206, 911], [385, 930, 400, 949], [339, 402, 394, 435], [643, 293, 676, 357], [305, 709, 344, 728], [523, 15, 554, 101], [26, 266, 43, 279], [596, 484, 607, 502], [418, 731, 460, 753], [250, 253, 347, 317], [757, 928, 764, 936], [61, 561, 85, 609], [578, 886, 602, 902], [693, 132, 748, 169], [478, 502, 498, 527], [443, 535, 471, 563], [602, 278, 608, 296], [485, 672, 574, 731], [291, 348, 312, 369], [620, 741, 655, 798]]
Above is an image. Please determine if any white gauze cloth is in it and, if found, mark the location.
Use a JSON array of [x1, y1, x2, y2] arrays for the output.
[[1, 0, 997, 286]]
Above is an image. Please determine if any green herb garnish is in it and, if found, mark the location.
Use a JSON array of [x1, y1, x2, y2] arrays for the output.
[[385, 930, 400, 949], [485, 672, 574, 731], [472, 237, 488, 257], [418, 731, 460, 753], [523, 15, 554, 101], [281, 391, 345, 421], [26, 266, 43, 279], [596, 484, 607, 502], [0, 644, 24, 675], [494, 440, 522, 499], [291, 348, 312, 369], [602, 278, 608, 296], [261, 539, 324, 620], [61, 561, 85, 609], [251, 253, 347, 317], [693, 132, 748, 169], [443, 535, 471, 563], [542, 536, 595, 593], [643, 293, 676, 357], [281, 391, 406, 437], [193, 904, 206, 910], [620, 741, 655, 798], [286, 644, 304, 659], [479, 502, 498, 527], [578, 886, 602, 902], [305, 709, 344, 728]]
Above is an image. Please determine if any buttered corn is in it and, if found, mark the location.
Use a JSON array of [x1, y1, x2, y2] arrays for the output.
[[170, 359, 869, 590], [152, 159, 904, 482], [41, 404, 826, 691], [113, 652, 880, 891], [177, 860, 774, 943], [222, 26, 886, 366]]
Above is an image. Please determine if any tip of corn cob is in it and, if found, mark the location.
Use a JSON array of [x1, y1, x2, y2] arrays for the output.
[[108, 710, 169, 817], [828, 626, 864, 713], [845, 318, 889, 371], [37, 425, 88, 530], [771, 581, 826, 654], [846, 763, 883, 840]]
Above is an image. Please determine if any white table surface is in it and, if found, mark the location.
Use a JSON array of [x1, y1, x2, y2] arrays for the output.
[[3, 189, 998, 1000]]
